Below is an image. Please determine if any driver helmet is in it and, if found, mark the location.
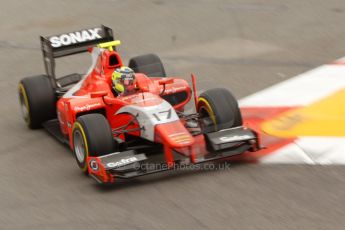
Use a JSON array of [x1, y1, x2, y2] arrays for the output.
[[112, 66, 136, 94]]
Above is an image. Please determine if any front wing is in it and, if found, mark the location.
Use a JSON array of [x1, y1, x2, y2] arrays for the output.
[[87, 127, 259, 184]]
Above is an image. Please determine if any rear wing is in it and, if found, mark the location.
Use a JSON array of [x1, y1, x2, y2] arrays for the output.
[[40, 25, 114, 88]]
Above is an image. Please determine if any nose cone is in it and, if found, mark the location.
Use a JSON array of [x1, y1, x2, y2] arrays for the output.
[[155, 121, 194, 148]]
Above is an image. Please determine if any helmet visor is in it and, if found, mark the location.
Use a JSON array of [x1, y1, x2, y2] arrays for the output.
[[121, 73, 134, 86]]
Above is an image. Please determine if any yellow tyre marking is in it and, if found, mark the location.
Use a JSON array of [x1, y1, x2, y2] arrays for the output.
[[198, 97, 217, 130], [262, 88, 345, 137], [18, 83, 31, 125], [72, 122, 89, 172]]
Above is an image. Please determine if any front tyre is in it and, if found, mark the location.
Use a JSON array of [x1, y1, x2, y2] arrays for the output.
[[72, 114, 115, 173], [197, 88, 243, 133]]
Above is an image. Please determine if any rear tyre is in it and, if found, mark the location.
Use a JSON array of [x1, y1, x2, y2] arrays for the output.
[[18, 75, 56, 129], [72, 114, 115, 173], [197, 88, 243, 133], [128, 54, 166, 77]]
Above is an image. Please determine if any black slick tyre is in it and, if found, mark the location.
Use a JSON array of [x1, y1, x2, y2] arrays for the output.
[[72, 114, 115, 173], [128, 54, 166, 77], [197, 88, 243, 133], [18, 75, 56, 129]]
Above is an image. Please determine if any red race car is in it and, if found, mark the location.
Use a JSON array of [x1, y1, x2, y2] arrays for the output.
[[18, 25, 260, 184]]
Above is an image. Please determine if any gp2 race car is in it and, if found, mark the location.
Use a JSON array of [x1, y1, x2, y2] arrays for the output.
[[18, 25, 260, 184]]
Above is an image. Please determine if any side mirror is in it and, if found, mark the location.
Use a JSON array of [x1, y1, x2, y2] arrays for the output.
[[90, 91, 108, 98], [159, 78, 174, 85], [103, 96, 129, 106], [136, 81, 150, 92]]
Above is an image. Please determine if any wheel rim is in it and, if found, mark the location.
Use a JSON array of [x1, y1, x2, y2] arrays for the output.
[[73, 129, 86, 163], [199, 107, 209, 118], [19, 87, 30, 123], [20, 94, 29, 121], [198, 105, 217, 132], [200, 106, 215, 124], [197, 98, 217, 128]]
